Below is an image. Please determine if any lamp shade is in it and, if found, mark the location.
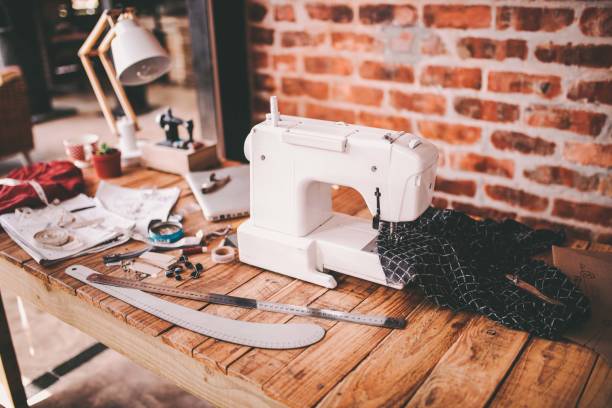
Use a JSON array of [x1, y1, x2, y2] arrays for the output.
[[111, 19, 171, 86]]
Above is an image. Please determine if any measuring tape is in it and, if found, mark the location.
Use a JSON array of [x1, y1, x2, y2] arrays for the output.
[[147, 219, 184, 243]]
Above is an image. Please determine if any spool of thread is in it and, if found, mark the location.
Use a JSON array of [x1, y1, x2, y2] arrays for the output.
[[211, 246, 236, 264], [181, 245, 207, 256]]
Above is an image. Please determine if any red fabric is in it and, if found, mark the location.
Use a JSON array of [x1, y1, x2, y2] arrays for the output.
[[0, 161, 85, 214]]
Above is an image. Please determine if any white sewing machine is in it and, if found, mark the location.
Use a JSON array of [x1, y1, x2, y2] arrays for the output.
[[237, 97, 438, 289]]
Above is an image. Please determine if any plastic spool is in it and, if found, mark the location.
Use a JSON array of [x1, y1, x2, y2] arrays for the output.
[[211, 246, 236, 264]]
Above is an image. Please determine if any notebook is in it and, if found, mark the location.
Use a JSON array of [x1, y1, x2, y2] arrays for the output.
[[185, 165, 250, 221]]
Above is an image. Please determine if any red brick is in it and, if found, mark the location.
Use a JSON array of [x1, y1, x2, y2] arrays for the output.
[[331, 32, 382, 52], [435, 176, 476, 197], [359, 61, 413, 83], [488, 71, 561, 99], [248, 2, 267, 22], [457, 38, 527, 61], [491, 131, 555, 156], [535, 43, 612, 68], [357, 112, 411, 132], [418, 121, 481, 145], [282, 78, 328, 100], [452, 201, 517, 221], [275, 4, 295, 22], [524, 166, 610, 196], [250, 27, 274, 45], [281, 31, 325, 47], [332, 85, 383, 107], [496, 6, 574, 32], [273, 54, 296, 72], [431, 196, 449, 209], [391, 91, 445, 115], [568, 80, 612, 105], [564, 142, 612, 168], [420, 66, 481, 89], [424, 5, 491, 29], [359, 4, 417, 26], [304, 56, 352, 76], [254, 73, 274, 92], [449, 153, 514, 178], [454, 97, 519, 123], [553, 199, 612, 227], [306, 103, 355, 123], [421, 34, 447, 55], [526, 105, 607, 136], [251, 51, 268, 69], [278, 100, 298, 116], [485, 185, 548, 212], [518, 216, 590, 241], [580, 8, 612, 37], [306, 3, 353, 23]]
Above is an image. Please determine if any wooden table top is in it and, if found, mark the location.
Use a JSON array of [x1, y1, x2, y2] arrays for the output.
[[0, 166, 610, 408]]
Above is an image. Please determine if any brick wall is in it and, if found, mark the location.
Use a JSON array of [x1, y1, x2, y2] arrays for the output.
[[246, 0, 612, 243]]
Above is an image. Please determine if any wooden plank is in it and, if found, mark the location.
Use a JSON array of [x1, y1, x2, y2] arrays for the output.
[[490, 338, 597, 408], [0, 256, 283, 408], [0, 293, 28, 408], [228, 275, 378, 387], [125, 262, 260, 336], [192, 279, 329, 372], [577, 357, 612, 408], [161, 270, 294, 355], [261, 286, 421, 408], [405, 316, 529, 408], [332, 187, 367, 216], [318, 305, 473, 407]]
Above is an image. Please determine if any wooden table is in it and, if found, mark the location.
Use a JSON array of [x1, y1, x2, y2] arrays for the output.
[[0, 166, 610, 408]]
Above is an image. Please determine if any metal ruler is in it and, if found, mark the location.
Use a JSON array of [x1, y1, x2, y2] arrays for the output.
[[87, 274, 406, 329]]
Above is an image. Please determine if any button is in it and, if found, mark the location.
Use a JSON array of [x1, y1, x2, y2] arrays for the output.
[[408, 138, 421, 149]]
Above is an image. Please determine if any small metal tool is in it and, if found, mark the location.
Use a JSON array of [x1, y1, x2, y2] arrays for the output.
[[87, 274, 407, 329]]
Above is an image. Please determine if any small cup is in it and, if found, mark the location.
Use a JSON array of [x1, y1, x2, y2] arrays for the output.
[[64, 134, 99, 168]]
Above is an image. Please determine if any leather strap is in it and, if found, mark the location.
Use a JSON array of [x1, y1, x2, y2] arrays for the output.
[[66, 265, 325, 349]]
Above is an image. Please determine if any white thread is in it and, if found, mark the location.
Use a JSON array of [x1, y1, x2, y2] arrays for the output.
[[211, 246, 236, 263]]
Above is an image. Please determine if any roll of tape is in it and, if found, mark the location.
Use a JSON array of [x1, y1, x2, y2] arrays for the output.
[[211, 246, 236, 264], [148, 220, 184, 243]]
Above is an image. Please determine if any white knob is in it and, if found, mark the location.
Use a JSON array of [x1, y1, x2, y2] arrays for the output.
[[408, 138, 421, 149]]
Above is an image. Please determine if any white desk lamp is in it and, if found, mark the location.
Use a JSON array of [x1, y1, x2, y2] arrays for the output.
[[78, 8, 171, 160]]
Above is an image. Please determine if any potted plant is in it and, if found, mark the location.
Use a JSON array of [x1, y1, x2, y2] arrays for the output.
[[92, 143, 122, 178]]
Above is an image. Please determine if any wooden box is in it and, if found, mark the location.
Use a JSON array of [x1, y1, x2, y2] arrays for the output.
[[140, 142, 219, 174]]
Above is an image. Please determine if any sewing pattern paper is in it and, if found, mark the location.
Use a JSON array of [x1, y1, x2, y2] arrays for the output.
[[0, 194, 133, 265], [95, 181, 180, 238]]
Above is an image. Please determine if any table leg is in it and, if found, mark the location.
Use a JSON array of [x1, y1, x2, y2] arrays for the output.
[[0, 293, 28, 408]]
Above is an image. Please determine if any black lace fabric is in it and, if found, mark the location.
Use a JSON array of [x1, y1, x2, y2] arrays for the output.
[[376, 207, 590, 339]]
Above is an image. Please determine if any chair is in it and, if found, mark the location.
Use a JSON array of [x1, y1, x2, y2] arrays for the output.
[[0, 65, 34, 165]]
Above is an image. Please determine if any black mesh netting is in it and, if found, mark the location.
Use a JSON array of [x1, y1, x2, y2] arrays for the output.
[[376, 207, 590, 339]]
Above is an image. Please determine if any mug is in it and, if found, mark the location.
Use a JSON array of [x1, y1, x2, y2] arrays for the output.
[[64, 134, 99, 168]]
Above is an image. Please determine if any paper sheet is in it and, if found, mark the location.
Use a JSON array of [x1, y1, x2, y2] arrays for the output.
[[95, 181, 180, 238], [553, 246, 612, 364], [0, 194, 133, 265]]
